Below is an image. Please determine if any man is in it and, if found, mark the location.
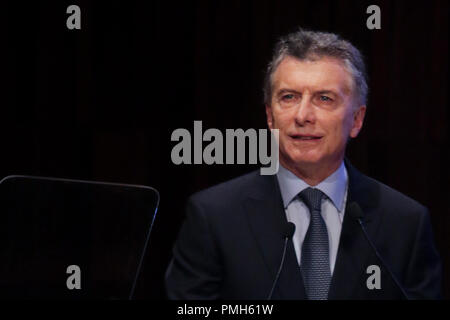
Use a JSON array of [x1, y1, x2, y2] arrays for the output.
[[165, 29, 442, 299]]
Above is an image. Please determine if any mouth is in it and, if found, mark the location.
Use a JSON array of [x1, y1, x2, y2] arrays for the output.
[[289, 134, 323, 141]]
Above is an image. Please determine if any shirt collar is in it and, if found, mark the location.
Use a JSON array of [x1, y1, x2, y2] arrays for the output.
[[276, 161, 348, 212]]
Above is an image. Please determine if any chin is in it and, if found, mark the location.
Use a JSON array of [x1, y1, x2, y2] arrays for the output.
[[285, 153, 323, 167]]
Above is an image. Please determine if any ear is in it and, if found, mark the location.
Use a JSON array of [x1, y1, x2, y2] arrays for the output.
[[349, 105, 366, 138], [265, 104, 274, 130]]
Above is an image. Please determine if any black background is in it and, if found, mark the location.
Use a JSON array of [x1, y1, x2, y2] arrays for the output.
[[0, 0, 448, 299]]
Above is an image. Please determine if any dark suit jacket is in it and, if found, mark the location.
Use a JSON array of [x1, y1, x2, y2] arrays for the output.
[[165, 161, 442, 299]]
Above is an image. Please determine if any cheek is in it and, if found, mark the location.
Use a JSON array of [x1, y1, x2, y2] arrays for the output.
[[343, 113, 355, 136], [324, 115, 352, 144], [272, 111, 291, 129]]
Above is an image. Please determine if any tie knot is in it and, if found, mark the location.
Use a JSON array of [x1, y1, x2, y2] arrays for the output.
[[299, 187, 324, 212]]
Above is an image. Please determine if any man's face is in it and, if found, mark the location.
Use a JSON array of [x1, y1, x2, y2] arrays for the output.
[[266, 56, 366, 171]]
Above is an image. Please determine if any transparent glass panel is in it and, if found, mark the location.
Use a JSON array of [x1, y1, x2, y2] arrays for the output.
[[0, 175, 159, 299]]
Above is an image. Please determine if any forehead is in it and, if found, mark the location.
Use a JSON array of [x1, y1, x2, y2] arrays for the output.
[[272, 56, 353, 95]]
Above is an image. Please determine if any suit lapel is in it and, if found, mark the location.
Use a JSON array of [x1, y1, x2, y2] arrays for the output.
[[243, 160, 382, 299], [328, 160, 382, 299], [243, 175, 306, 299]]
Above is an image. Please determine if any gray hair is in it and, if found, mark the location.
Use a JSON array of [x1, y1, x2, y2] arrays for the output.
[[263, 29, 368, 107]]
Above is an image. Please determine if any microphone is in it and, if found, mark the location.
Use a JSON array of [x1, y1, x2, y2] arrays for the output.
[[284, 222, 296, 239], [267, 222, 296, 300], [347, 202, 410, 300]]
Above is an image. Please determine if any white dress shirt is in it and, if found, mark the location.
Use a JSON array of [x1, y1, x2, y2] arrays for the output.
[[276, 162, 348, 275]]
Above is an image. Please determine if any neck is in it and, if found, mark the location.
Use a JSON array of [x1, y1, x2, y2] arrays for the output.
[[280, 157, 344, 186]]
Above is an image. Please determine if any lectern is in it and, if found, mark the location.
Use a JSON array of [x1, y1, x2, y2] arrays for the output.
[[0, 175, 159, 299]]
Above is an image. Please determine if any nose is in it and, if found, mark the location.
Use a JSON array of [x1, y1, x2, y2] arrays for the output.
[[294, 95, 316, 126]]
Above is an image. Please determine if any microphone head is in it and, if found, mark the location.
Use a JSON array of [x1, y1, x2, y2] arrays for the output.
[[284, 222, 296, 239], [347, 202, 364, 221]]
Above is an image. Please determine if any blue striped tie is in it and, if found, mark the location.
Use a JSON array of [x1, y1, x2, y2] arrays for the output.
[[300, 187, 331, 300]]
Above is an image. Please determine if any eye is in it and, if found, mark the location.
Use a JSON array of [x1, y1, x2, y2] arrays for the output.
[[319, 95, 332, 102], [282, 94, 295, 101], [277, 92, 301, 106], [314, 94, 335, 106]]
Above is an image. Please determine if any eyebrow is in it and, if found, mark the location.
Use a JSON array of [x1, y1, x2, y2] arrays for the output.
[[316, 90, 338, 96], [276, 88, 339, 96], [276, 88, 300, 95]]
